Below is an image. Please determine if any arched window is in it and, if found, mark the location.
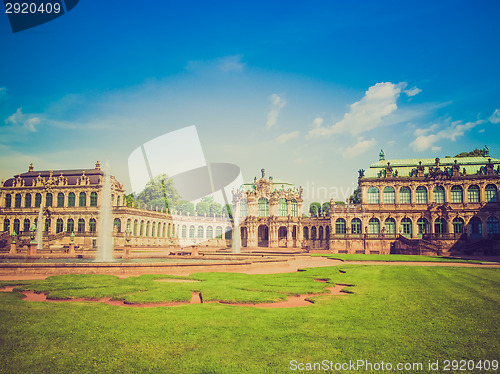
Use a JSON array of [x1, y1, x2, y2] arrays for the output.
[[24, 193, 32, 208], [417, 218, 429, 237], [78, 218, 85, 232], [3, 219, 10, 232], [140, 221, 144, 236], [416, 187, 428, 204], [311, 227, 317, 240], [401, 218, 412, 237], [206, 226, 213, 239], [189, 225, 195, 238], [469, 217, 482, 238], [451, 186, 463, 203], [433, 186, 445, 203], [368, 218, 380, 234], [468, 185, 480, 203], [434, 218, 446, 234], [67, 218, 74, 233], [146, 222, 150, 236], [239, 199, 247, 217], [56, 218, 63, 233], [181, 225, 187, 238], [486, 217, 499, 234], [291, 200, 298, 217], [351, 218, 362, 234], [79, 192, 86, 207], [319, 226, 324, 240], [90, 192, 98, 206], [114, 218, 121, 233], [117, 196, 121, 206], [35, 193, 42, 208], [133, 220, 138, 236], [89, 218, 96, 233], [5, 194, 11, 208], [368, 187, 379, 204], [23, 218, 30, 232], [485, 184, 498, 202], [15, 193, 21, 208], [13, 219, 20, 234], [46, 193, 53, 207], [303, 226, 309, 240], [399, 187, 411, 204], [384, 218, 396, 234], [215, 226, 223, 239], [383, 187, 395, 204], [57, 192, 65, 207], [197, 226, 204, 238], [225, 226, 232, 240], [151, 222, 156, 237], [452, 217, 464, 234], [278, 198, 287, 216], [258, 198, 269, 216], [44, 218, 51, 232], [335, 218, 346, 234], [68, 192, 75, 207]]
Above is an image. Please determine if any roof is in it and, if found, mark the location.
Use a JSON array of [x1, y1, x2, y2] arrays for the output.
[[3, 168, 105, 188], [364, 156, 500, 179]]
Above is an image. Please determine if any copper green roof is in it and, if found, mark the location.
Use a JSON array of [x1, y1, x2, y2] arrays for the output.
[[364, 156, 500, 178]]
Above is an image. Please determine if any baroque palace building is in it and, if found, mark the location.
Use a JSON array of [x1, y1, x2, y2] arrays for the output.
[[1, 149, 500, 256], [329, 148, 500, 255], [0, 161, 232, 252]]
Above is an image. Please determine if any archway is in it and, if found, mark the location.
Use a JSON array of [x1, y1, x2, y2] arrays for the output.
[[278, 226, 287, 247], [258, 225, 269, 247]]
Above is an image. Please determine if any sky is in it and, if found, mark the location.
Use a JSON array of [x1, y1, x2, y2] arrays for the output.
[[1, 0, 500, 205]]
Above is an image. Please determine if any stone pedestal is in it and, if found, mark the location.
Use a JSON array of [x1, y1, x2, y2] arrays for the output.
[[123, 246, 131, 260], [191, 246, 198, 257], [68, 243, 75, 255], [9, 243, 16, 254], [28, 243, 37, 256]]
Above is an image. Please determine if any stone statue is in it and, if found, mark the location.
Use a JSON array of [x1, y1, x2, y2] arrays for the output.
[[358, 169, 365, 178]]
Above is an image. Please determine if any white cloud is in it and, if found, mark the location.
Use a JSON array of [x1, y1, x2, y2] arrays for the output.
[[410, 119, 484, 152], [0, 87, 6, 98], [276, 130, 300, 143], [431, 146, 442, 151], [186, 55, 245, 72], [404, 86, 422, 97], [489, 109, 500, 124], [5, 107, 40, 132], [342, 137, 376, 158], [266, 93, 287, 129], [217, 55, 245, 72], [308, 82, 406, 137]]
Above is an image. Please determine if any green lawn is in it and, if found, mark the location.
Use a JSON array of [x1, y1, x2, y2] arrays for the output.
[[312, 253, 491, 263], [0, 266, 498, 373]]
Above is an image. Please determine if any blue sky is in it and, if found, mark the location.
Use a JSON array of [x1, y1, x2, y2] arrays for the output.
[[1, 0, 499, 204]]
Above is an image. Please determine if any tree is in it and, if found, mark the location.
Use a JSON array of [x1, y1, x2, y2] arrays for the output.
[[223, 204, 233, 219], [124, 194, 135, 207], [196, 201, 210, 216], [322, 202, 331, 216], [335, 201, 346, 205], [309, 202, 321, 216], [349, 187, 362, 204], [134, 174, 180, 211], [176, 201, 195, 216], [454, 149, 484, 158], [209, 202, 222, 217]]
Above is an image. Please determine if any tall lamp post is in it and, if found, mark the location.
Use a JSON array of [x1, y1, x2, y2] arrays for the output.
[[29, 223, 37, 255], [124, 223, 132, 259], [68, 232, 75, 255], [9, 231, 17, 254]]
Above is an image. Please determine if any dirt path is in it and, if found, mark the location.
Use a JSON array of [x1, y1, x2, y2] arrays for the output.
[[0, 256, 498, 282]]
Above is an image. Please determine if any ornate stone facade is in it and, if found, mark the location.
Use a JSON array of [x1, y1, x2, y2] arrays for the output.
[[0, 162, 231, 252], [329, 149, 500, 255]]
